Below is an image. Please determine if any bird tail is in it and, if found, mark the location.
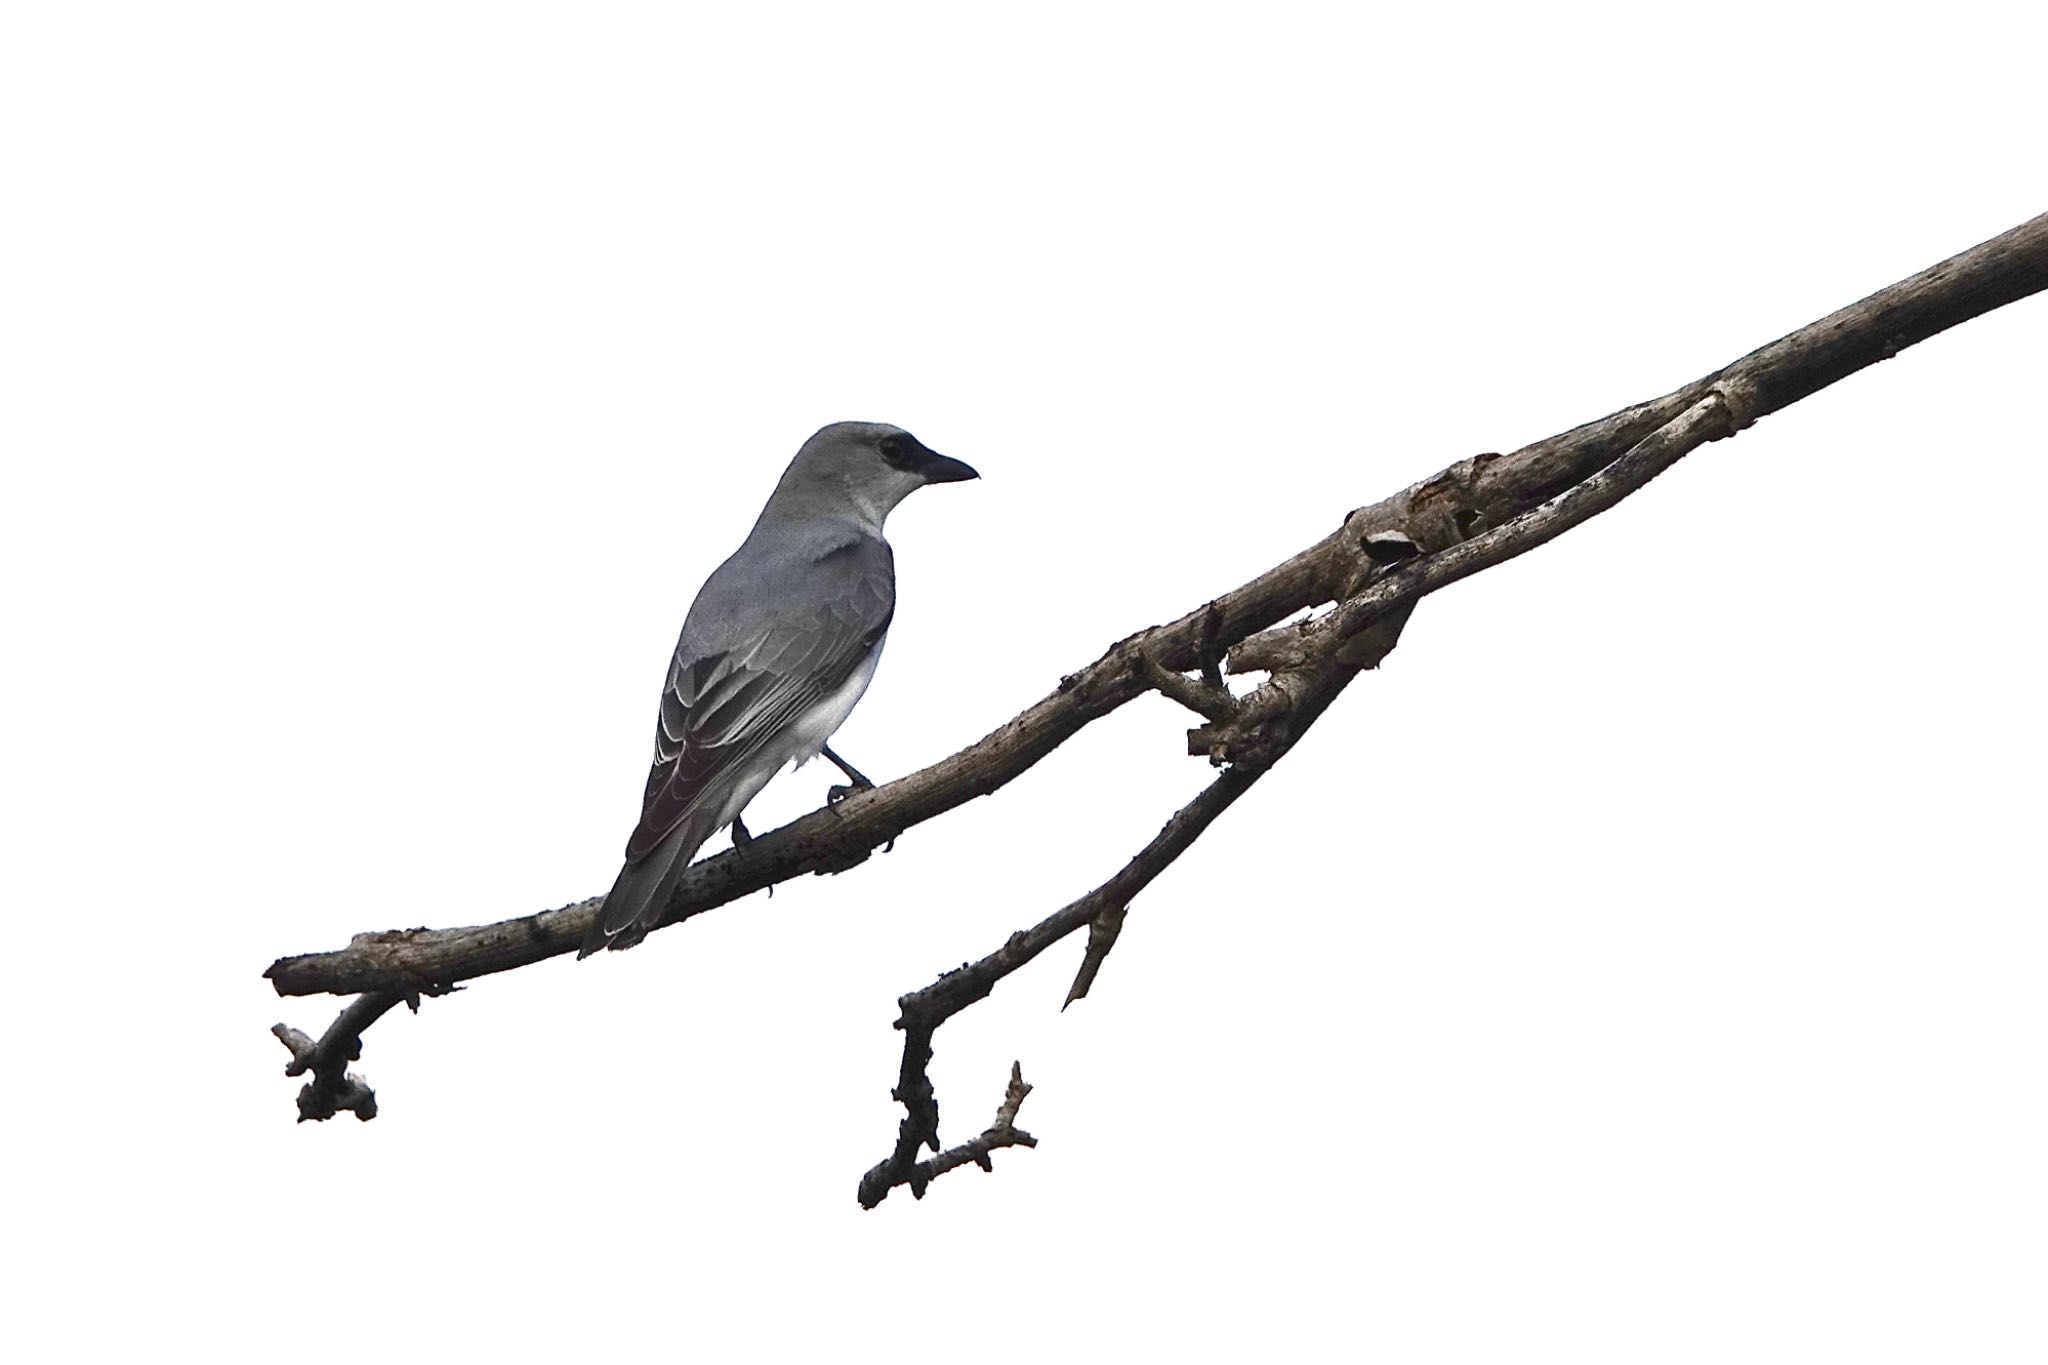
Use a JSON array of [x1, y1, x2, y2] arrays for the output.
[[578, 813, 717, 958]]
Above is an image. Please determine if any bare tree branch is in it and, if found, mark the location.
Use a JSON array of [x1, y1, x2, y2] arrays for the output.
[[1063, 899, 1128, 1010], [1134, 652, 1240, 724], [858, 1063, 1038, 1206], [855, 383, 1730, 1204], [857, 756, 1285, 1208], [1220, 390, 1737, 691], [264, 214, 2048, 1184], [271, 989, 409, 1122]]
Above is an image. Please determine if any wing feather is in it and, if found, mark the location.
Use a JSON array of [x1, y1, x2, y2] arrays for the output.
[[622, 533, 894, 862]]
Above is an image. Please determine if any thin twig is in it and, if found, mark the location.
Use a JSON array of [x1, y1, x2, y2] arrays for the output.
[[1064, 900, 1129, 1009], [1134, 652, 1240, 722]]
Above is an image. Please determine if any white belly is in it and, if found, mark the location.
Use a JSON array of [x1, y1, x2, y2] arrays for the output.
[[696, 635, 887, 841], [780, 632, 885, 770]]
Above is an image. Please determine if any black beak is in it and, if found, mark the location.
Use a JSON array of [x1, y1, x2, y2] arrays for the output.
[[913, 443, 979, 484]]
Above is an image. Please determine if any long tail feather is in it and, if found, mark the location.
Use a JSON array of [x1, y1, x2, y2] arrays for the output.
[[578, 811, 718, 958]]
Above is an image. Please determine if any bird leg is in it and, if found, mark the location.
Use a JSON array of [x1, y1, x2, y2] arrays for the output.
[[730, 812, 771, 894], [823, 744, 894, 853], [823, 745, 875, 804]]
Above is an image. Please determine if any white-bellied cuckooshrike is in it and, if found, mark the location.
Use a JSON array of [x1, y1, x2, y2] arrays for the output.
[[579, 422, 979, 956]]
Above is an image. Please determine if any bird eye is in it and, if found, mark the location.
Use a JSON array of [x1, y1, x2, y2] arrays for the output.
[[877, 434, 911, 467]]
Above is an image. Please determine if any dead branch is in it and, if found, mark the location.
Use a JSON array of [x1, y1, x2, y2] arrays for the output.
[[264, 214, 2048, 1206], [271, 989, 409, 1122], [854, 382, 1730, 1204], [858, 1063, 1038, 1206]]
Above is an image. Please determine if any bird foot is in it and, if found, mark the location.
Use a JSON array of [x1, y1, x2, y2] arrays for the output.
[[824, 782, 895, 852], [822, 746, 887, 848]]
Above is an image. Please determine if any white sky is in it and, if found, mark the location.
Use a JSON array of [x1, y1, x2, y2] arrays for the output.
[[6, 3, 2044, 1360]]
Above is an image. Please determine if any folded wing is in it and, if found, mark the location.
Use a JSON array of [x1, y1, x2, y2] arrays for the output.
[[624, 534, 895, 862]]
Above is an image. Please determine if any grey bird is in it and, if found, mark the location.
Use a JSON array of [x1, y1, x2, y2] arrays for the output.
[[579, 421, 979, 957]]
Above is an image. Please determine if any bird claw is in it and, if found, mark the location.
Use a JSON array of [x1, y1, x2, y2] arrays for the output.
[[822, 745, 885, 845], [731, 815, 753, 847]]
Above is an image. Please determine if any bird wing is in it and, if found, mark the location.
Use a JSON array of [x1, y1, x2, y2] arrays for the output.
[[623, 532, 894, 862]]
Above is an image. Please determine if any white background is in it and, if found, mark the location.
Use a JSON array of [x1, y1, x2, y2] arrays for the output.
[[5, 3, 2043, 1360]]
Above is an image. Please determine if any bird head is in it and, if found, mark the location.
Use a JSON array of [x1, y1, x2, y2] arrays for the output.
[[774, 421, 979, 529]]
